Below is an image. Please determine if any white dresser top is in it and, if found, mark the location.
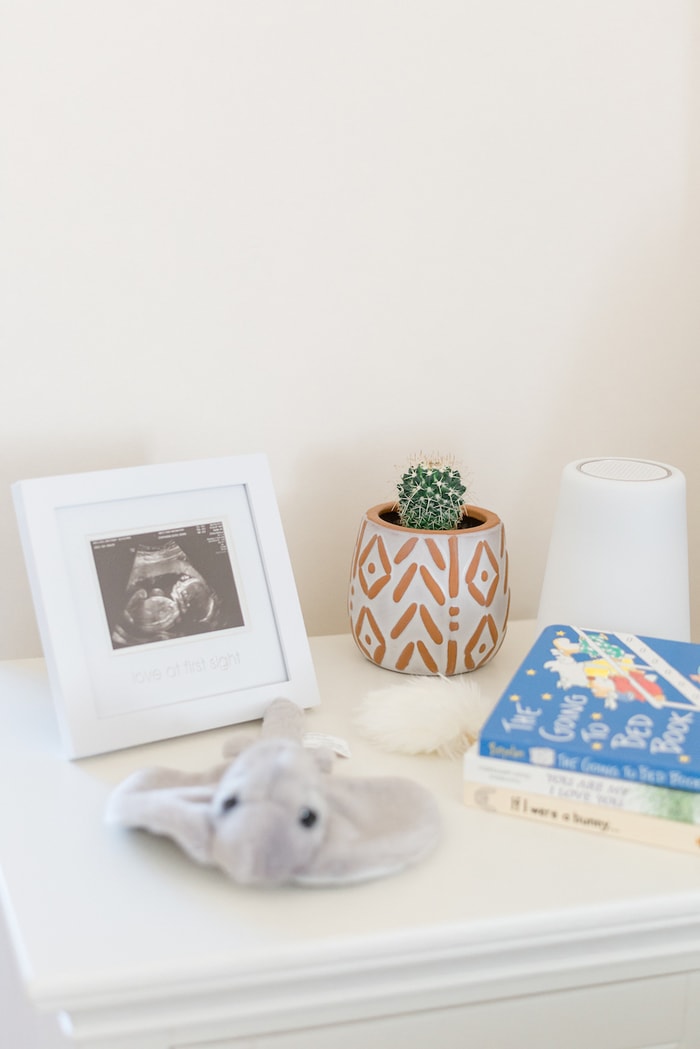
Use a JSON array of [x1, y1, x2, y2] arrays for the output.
[[2, 621, 700, 1043]]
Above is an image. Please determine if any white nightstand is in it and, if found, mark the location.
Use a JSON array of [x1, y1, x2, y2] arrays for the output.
[[2, 621, 700, 1049]]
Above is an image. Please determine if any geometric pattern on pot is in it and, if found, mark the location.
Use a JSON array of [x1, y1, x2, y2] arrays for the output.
[[349, 503, 511, 676]]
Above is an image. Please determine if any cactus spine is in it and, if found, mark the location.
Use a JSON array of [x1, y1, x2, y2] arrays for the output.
[[396, 457, 467, 531]]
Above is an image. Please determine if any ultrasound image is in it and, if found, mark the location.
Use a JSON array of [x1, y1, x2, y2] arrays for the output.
[[91, 522, 245, 650]]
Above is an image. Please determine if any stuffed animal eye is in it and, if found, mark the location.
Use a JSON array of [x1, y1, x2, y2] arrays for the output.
[[221, 795, 239, 813], [298, 807, 318, 828]]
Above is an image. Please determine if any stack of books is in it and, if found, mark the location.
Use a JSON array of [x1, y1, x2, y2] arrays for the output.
[[464, 623, 700, 855]]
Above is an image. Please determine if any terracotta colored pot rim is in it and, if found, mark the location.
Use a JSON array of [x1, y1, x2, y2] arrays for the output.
[[366, 502, 501, 534]]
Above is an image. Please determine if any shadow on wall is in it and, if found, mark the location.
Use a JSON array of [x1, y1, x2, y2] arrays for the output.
[[505, 216, 700, 641], [0, 434, 150, 660], [485, 7, 700, 640]]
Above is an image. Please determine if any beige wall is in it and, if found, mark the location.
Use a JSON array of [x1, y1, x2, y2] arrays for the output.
[[1, 1, 698, 659]]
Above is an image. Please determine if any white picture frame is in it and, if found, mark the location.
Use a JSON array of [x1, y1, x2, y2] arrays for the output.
[[13, 454, 320, 758]]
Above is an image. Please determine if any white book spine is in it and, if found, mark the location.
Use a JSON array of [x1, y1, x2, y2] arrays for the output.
[[463, 747, 700, 825]]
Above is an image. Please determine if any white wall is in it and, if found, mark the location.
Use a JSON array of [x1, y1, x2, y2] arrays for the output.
[[1, 0, 698, 660]]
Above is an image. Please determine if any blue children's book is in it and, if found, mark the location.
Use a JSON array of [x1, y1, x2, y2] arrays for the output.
[[478, 624, 700, 792]]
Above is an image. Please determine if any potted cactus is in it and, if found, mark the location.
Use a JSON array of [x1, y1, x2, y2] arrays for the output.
[[348, 456, 510, 676]]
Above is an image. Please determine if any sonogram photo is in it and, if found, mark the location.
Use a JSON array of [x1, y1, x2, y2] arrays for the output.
[[91, 522, 245, 650]]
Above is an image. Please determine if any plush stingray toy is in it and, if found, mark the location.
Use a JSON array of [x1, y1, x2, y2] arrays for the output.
[[105, 699, 441, 887]]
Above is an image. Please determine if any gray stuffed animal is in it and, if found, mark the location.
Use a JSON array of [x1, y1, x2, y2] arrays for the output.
[[105, 698, 441, 887]]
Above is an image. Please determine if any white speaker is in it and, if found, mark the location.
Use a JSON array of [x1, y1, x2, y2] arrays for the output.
[[537, 457, 690, 641]]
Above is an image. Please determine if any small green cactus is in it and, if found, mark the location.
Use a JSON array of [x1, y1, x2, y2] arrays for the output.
[[396, 457, 467, 530]]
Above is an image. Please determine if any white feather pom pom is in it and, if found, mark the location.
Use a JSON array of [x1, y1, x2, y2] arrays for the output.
[[354, 675, 496, 759]]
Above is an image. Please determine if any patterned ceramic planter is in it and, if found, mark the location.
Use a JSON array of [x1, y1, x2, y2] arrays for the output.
[[348, 502, 510, 676]]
